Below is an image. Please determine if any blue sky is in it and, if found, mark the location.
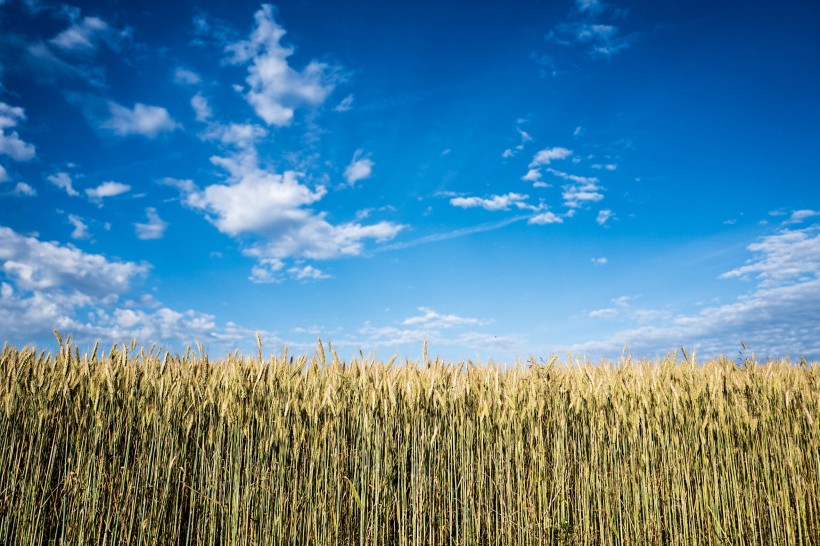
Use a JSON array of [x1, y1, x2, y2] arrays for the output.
[[1, 0, 818, 362]]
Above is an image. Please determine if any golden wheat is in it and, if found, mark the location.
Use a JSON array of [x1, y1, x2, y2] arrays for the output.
[[0, 338, 817, 545]]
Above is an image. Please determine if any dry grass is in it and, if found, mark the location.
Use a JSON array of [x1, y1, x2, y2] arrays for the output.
[[0, 336, 817, 545]]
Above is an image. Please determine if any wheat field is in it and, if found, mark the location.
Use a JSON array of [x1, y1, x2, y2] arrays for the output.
[[0, 336, 817, 545]]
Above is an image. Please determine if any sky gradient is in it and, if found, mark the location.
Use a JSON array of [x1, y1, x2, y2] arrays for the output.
[[1, 0, 818, 362]]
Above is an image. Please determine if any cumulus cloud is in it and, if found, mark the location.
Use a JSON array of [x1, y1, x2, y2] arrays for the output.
[[591, 256, 608, 265], [85, 181, 130, 201], [288, 264, 330, 281], [450, 192, 533, 212], [186, 152, 404, 269], [530, 147, 572, 167], [0, 226, 147, 295], [102, 101, 179, 137], [528, 211, 563, 225], [0, 165, 7, 182], [344, 150, 374, 186], [134, 208, 168, 240], [0, 226, 282, 350], [47, 172, 79, 196], [0, 102, 36, 161], [562, 179, 604, 209], [226, 4, 335, 126]]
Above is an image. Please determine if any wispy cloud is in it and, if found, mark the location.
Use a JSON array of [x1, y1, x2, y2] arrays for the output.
[[573, 223, 820, 359], [547, 1, 638, 59], [344, 149, 374, 186], [334, 94, 354, 112]]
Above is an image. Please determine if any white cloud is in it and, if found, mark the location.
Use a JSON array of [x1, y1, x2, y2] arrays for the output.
[[0, 227, 283, 351], [528, 212, 563, 225], [0, 102, 36, 161], [352, 307, 523, 358], [547, 168, 598, 185], [85, 181, 130, 200], [187, 152, 404, 267], [160, 177, 198, 195], [596, 209, 615, 225], [0, 225, 147, 295], [591, 256, 608, 265], [191, 93, 212, 122], [102, 101, 179, 137], [134, 208, 168, 240], [403, 307, 485, 329], [786, 209, 818, 224], [530, 147, 572, 167], [450, 192, 533, 212], [50, 15, 112, 51], [187, 156, 325, 236], [550, 22, 636, 58], [720, 224, 820, 287], [47, 172, 79, 196], [522, 168, 542, 183], [288, 264, 330, 281], [203, 122, 267, 150], [573, 223, 820, 359], [0, 165, 6, 182], [12, 183, 36, 197], [559, 172, 604, 209], [344, 150, 374, 186], [174, 67, 201, 85], [334, 94, 354, 112], [591, 163, 617, 171], [68, 214, 89, 239], [226, 4, 335, 126], [249, 258, 284, 283], [502, 149, 515, 159], [589, 307, 617, 319]]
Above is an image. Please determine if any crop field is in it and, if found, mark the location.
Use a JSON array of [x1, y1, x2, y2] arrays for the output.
[[0, 337, 818, 545]]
